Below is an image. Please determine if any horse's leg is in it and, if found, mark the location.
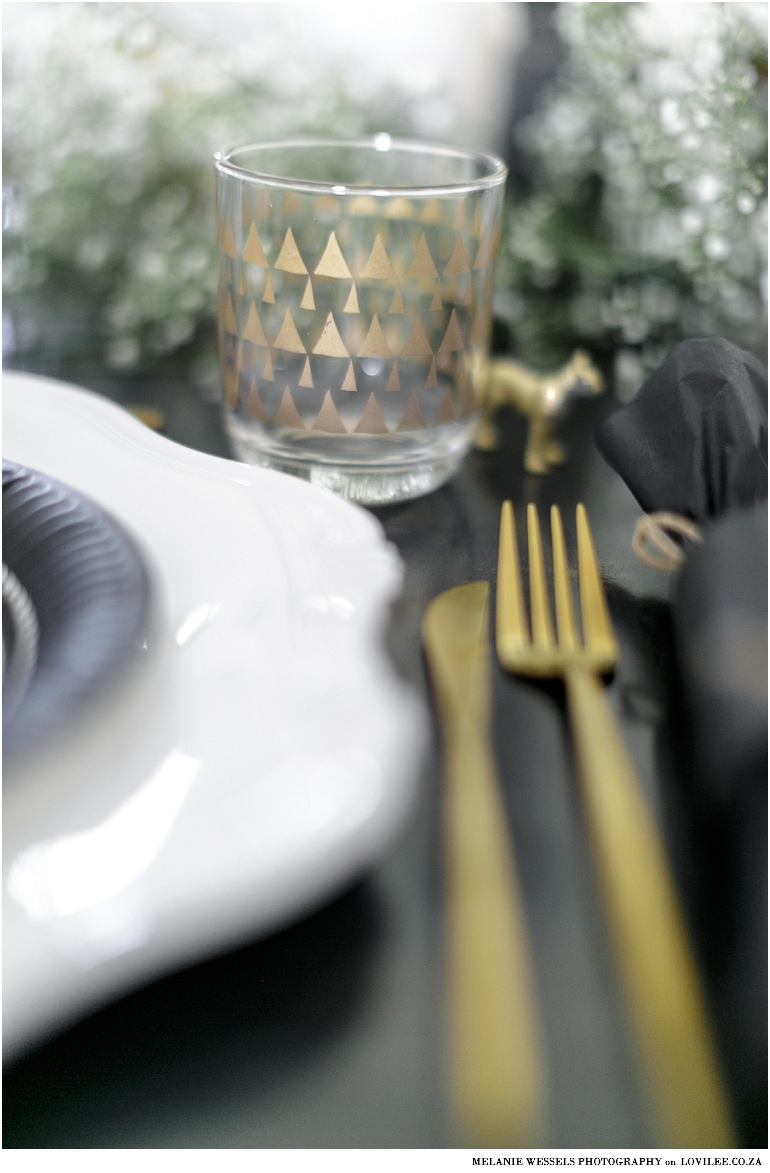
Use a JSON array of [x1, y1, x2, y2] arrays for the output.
[[545, 438, 567, 465], [524, 416, 553, 474]]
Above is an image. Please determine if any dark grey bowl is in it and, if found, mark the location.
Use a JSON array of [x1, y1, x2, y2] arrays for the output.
[[2, 460, 150, 757]]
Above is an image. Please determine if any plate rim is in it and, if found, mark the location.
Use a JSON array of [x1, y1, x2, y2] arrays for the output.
[[3, 370, 427, 1060]]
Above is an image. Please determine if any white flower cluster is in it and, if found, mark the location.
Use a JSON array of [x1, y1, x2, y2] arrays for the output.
[[3, 3, 414, 376], [500, 2, 767, 396]]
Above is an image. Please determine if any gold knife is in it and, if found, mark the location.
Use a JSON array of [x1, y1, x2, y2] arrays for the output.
[[422, 581, 548, 1147]]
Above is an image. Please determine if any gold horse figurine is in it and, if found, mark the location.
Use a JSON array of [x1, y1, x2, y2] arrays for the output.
[[475, 350, 604, 474]]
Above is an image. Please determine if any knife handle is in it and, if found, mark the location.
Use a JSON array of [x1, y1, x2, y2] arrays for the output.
[[443, 709, 547, 1147]]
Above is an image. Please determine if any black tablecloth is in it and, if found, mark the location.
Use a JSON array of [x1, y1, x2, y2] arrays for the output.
[[3, 373, 766, 1148]]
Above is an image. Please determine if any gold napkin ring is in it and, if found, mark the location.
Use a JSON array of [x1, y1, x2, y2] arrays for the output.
[[632, 512, 703, 571]]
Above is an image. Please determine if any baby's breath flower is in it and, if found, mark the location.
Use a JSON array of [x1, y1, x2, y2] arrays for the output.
[[3, 2, 415, 374], [497, 2, 767, 383]]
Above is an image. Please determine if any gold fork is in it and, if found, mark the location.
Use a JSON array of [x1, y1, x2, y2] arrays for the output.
[[496, 501, 734, 1147]]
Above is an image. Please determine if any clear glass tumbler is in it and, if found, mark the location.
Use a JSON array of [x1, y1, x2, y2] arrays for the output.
[[214, 136, 507, 504]]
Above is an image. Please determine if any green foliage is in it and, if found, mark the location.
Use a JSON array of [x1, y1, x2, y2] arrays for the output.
[[497, 2, 767, 393], [3, 3, 414, 379]]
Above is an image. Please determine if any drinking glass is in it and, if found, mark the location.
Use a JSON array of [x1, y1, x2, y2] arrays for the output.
[[214, 136, 507, 504]]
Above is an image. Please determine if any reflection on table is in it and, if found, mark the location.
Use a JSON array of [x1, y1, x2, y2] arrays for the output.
[[3, 375, 766, 1148]]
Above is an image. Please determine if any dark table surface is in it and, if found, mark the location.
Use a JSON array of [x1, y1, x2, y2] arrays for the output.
[[3, 369, 764, 1148]]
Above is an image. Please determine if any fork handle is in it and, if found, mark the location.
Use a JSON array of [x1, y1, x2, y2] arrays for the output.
[[564, 665, 735, 1147]]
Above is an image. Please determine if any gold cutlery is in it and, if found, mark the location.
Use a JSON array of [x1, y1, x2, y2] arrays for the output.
[[422, 581, 548, 1147], [496, 501, 734, 1147]]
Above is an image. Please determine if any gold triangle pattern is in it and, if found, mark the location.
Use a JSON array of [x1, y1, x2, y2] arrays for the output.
[[282, 191, 304, 215], [405, 234, 439, 280], [452, 201, 467, 230], [455, 351, 468, 384], [484, 270, 494, 300], [400, 313, 433, 359], [275, 227, 308, 274], [359, 235, 397, 281], [354, 393, 388, 434], [385, 362, 400, 391], [314, 194, 340, 217], [343, 283, 360, 314], [246, 380, 267, 420], [238, 272, 244, 296], [274, 386, 304, 428], [438, 309, 465, 352], [341, 360, 358, 392], [300, 278, 315, 311], [420, 199, 443, 224], [436, 387, 455, 424], [462, 276, 474, 306], [473, 228, 493, 270], [426, 355, 438, 387], [243, 222, 269, 267], [471, 204, 483, 238], [429, 282, 443, 312], [468, 303, 490, 346], [223, 292, 238, 335], [223, 366, 238, 407], [333, 354, 354, 391], [397, 391, 426, 431], [444, 234, 471, 276], [313, 312, 349, 358], [385, 197, 413, 220], [349, 195, 379, 217], [312, 391, 347, 433], [243, 302, 268, 346], [357, 315, 392, 359], [299, 356, 314, 387], [222, 218, 238, 260], [263, 271, 276, 304], [262, 349, 274, 381], [314, 232, 352, 279], [273, 308, 306, 353], [389, 286, 404, 314], [256, 189, 272, 219]]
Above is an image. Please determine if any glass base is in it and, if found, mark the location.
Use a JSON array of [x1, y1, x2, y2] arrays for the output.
[[226, 414, 475, 505]]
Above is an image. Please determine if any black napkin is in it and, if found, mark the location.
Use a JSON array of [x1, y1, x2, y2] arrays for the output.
[[595, 338, 767, 522], [595, 340, 767, 1143], [672, 501, 767, 1144], [592, 334, 767, 807], [673, 501, 767, 806]]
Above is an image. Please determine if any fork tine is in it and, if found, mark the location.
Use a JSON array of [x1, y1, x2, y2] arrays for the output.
[[550, 506, 579, 651], [527, 504, 555, 650], [497, 501, 529, 658], [576, 504, 616, 654]]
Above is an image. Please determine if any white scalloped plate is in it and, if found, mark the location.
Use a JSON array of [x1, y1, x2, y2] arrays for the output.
[[3, 372, 426, 1062]]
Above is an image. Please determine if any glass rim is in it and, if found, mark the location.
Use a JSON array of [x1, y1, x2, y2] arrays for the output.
[[213, 135, 507, 197]]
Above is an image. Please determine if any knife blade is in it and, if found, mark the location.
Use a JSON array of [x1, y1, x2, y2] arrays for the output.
[[422, 581, 548, 1147]]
